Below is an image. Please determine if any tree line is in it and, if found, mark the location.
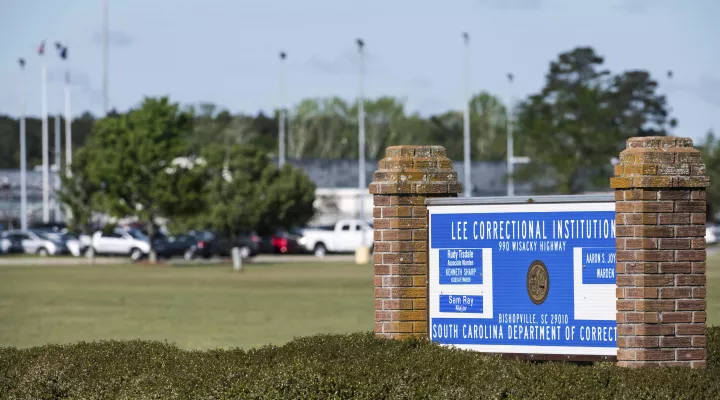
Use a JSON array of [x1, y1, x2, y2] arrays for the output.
[[2, 46, 717, 204]]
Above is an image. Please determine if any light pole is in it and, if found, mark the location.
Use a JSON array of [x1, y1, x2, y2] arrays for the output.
[[462, 32, 471, 197], [39, 40, 50, 223], [357, 38, 366, 220], [667, 70, 674, 136], [278, 51, 287, 167], [506, 73, 530, 197], [62, 45, 72, 177], [18, 58, 28, 231], [53, 42, 64, 222], [102, 0, 109, 114]]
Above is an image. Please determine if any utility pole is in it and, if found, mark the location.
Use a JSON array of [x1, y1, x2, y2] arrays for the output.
[[357, 38, 366, 220], [18, 58, 28, 231], [40, 40, 50, 223], [278, 51, 287, 167], [462, 32, 471, 197]]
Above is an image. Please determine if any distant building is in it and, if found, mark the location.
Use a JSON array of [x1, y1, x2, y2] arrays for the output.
[[0, 159, 594, 229]]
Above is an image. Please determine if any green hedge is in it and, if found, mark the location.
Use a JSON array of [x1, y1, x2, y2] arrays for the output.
[[1, 328, 719, 399]]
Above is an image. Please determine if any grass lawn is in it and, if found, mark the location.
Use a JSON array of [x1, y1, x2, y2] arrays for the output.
[[0, 252, 718, 351], [0, 262, 373, 350]]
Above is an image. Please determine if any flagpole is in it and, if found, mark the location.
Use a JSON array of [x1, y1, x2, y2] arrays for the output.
[[54, 110, 61, 222], [65, 67, 72, 177], [19, 59, 28, 231], [41, 42, 50, 224]]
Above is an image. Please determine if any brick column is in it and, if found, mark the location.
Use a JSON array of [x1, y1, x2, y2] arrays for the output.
[[369, 145, 461, 339], [611, 136, 709, 368]]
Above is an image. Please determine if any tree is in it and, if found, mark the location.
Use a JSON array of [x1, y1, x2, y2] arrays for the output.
[[700, 129, 719, 222], [515, 47, 674, 194], [470, 92, 508, 161], [199, 143, 316, 240], [57, 147, 98, 235], [86, 97, 204, 262]]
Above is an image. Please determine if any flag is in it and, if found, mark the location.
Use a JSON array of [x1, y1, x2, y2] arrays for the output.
[[38, 40, 45, 55], [18, 58, 25, 68], [59, 46, 68, 60]]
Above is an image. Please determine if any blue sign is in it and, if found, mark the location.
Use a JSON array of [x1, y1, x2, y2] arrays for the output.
[[439, 249, 483, 284], [440, 295, 483, 313], [428, 202, 617, 356]]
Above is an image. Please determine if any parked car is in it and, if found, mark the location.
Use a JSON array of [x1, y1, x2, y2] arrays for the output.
[[186, 230, 261, 260], [0, 232, 24, 254], [30, 223, 93, 255], [89, 228, 151, 261], [265, 228, 304, 254], [31, 230, 82, 257], [153, 233, 198, 260], [0, 230, 71, 256], [298, 219, 374, 257]]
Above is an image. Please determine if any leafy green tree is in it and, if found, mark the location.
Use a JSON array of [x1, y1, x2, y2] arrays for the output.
[[198, 143, 316, 241], [470, 92, 509, 161], [700, 130, 719, 222], [57, 147, 98, 235], [515, 47, 673, 194], [86, 97, 204, 262]]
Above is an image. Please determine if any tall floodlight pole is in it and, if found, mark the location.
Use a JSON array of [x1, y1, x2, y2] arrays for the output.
[[18, 59, 28, 231], [39, 40, 50, 223], [52, 44, 62, 221], [667, 70, 674, 136], [462, 32, 471, 197], [103, 0, 109, 114], [63, 46, 72, 177], [506, 73, 515, 197], [505, 72, 530, 197], [278, 51, 287, 167], [357, 38, 366, 220]]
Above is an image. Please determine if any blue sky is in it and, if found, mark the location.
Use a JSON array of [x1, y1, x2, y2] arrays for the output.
[[1, 0, 718, 142]]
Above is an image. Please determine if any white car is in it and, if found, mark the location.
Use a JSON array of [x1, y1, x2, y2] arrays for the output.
[[0, 236, 11, 253], [90, 228, 150, 260], [299, 219, 374, 257], [1, 230, 69, 256], [36, 231, 82, 257], [707, 225, 718, 245]]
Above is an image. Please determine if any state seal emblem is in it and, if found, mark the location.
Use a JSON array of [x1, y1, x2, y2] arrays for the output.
[[526, 260, 549, 305]]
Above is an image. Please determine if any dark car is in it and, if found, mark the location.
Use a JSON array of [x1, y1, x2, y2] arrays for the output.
[[186, 230, 261, 260], [153, 233, 198, 260], [268, 228, 304, 254]]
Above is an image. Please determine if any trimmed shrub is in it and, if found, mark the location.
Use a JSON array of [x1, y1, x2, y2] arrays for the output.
[[0, 327, 718, 399]]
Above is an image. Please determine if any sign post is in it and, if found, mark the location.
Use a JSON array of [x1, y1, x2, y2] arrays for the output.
[[427, 195, 617, 360]]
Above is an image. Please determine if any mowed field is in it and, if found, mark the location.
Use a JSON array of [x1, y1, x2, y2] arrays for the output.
[[0, 252, 718, 350], [0, 261, 373, 350]]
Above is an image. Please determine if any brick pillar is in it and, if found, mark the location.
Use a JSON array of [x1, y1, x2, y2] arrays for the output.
[[611, 136, 709, 368], [369, 145, 461, 339]]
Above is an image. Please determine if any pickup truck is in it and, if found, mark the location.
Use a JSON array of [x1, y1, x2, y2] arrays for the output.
[[299, 219, 374, 257]]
